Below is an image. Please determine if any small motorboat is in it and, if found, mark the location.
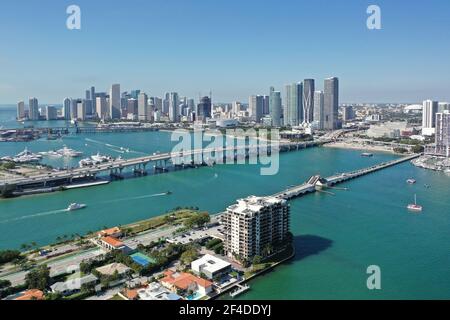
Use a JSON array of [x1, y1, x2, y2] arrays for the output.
[[407, 195, 422, 212], [406, 179, 416, 185], [67, 203, 87, 211], [361, 153, 373, 157]]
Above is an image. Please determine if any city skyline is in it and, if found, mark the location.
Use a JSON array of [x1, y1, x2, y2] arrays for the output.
[[1, 0, 450, 104]]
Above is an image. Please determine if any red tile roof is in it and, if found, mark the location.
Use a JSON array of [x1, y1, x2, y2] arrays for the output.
[[161, 271, 212, 290], [101, 236, 124, 248], [14, 289, 44, 301]]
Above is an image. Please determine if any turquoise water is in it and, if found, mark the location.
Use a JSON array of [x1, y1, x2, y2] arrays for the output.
[[1, 106, 450, 299]]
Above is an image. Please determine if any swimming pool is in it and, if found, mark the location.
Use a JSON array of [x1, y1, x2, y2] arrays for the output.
[[130, 252, 155, 267]]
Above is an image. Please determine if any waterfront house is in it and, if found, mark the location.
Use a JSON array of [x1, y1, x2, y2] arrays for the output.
[[160, 270, 213, 297], [191, 254, 232, 280], [136, 282, 182, 301]]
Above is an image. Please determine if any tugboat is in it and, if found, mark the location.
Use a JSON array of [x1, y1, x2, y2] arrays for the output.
[[67, 203, 87, 211], [407, 194, 422, 212]]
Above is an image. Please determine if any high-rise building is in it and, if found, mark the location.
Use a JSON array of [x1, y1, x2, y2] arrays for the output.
[[303, 79, 315, 123], [263, 95, 270, 116], [232, 101, 241, 116], [127, 98, 138, 116], [70, 99, 78, 120], [17, 101, 26, 120], [29, 98, 39, 121], [162, 92, 170, 115], [438, 102, 450, 114], [269, 87, 282, 127], [90, 86, 96, 115], [96, 96, 109, 120], [63, 98, 71, 120], [434, 112, 450, 157], [169, 92, 180, 122], [422, 100, 438, 136], [324, 77, 339, 130], [109, 84, 121, 120], [313, 91, 324, 130], [77, 100, 86, 121], [249, 95, 264, 123], [342, 106, 354, 122], [138, 92, 149, 121], [45, 106, 58, 120], [284, 83, 302, 127], [222, 196, 290, 261], [197, 96, 212, 122]]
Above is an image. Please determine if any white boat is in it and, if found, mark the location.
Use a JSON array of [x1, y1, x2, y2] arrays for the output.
[[67, 203, 87, 211], [406, 179, 416, 184], [57, 146, 83, 158], [91, 153, 113, 164], [407, 194, 422, 212]]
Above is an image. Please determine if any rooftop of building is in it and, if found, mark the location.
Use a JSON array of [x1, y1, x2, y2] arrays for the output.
[[96, 263, 130, 276], [161, 270, 213, 290], [191, 254, 231, 273], [100, 236, 124, 248], [227, 196, 286, 216]]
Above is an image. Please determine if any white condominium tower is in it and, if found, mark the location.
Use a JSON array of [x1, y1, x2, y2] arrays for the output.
[[222, 196, 290, 261], [109, 84, 121, 120], [422, 100, 438, 136], [313, 91, 324, 130], [435, 112, 450, 157], [138, 92, 149, 121], [303, 79, 315, 124], [17, 101, 25, 119], [29, 97, 39, 120]]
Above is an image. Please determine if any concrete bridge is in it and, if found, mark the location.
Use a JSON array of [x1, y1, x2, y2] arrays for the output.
[[273, 153, 420, 200], [0, 140, 329, 193]]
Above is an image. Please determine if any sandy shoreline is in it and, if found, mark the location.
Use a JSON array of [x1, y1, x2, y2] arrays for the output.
[[324, 142, 397, 154]]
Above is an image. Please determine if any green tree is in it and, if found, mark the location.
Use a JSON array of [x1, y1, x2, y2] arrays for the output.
[[25, 265, 50, 290], [180, 247, 199, 266]]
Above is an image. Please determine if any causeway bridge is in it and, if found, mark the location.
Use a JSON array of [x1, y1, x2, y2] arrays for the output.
[[273, 153, 420, 200], [0, 140, 329, 192]]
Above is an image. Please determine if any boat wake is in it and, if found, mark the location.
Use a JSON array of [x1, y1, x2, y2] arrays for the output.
[[97, 192, 170, 205], [85, 138, 146, 155], [0, 209, 68, 224]]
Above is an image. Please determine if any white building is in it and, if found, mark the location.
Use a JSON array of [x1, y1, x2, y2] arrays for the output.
[[191, 254, 232, 280], [422, 100, 438, 136], [366, 121, 408, 139], [17, 101, 25, 120], [222, 196, 290, 261]]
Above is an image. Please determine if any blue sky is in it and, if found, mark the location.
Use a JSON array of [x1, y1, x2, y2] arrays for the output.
[[0, 0, 449, 104]]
